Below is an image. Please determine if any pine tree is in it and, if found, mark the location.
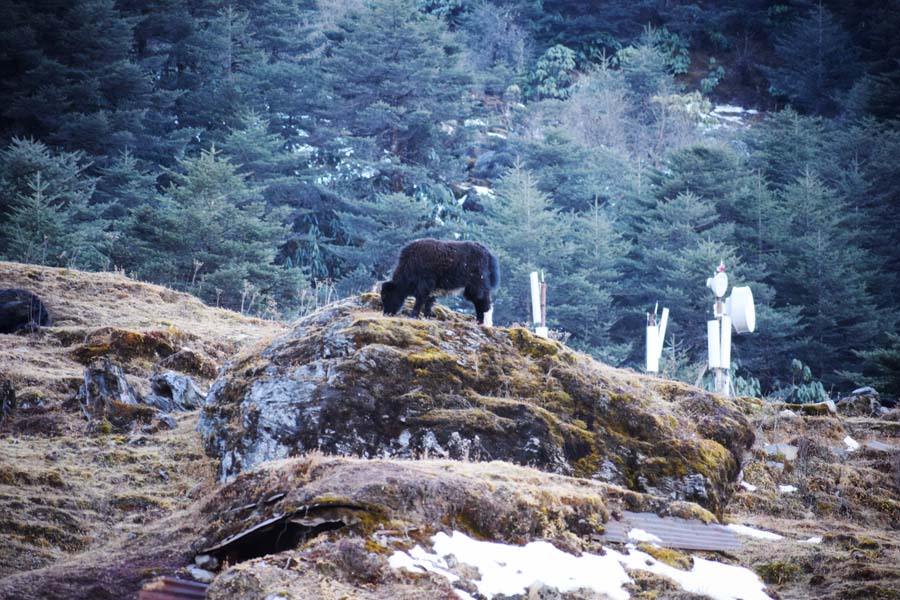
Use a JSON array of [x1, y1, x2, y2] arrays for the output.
[[480, 163, 574, 328], [331, 192, 447, 295], [766, 169, 885, 382], [620, 190, 743, 372], [94, 148, 158, 220], [565, 200, 632, 363], [318, 0, 470, 193], [125, 146, 297, 312], [2, 171, 63, 265], [766, 4, 861, 115]]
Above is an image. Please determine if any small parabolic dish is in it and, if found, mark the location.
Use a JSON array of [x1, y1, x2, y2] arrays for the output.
[[726, 286, 756, 333]]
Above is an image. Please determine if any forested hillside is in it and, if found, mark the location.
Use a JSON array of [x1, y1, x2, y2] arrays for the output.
[[1, 0, 898, 397]]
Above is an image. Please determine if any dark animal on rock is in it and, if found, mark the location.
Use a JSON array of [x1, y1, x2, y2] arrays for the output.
[[381, 239, 500, 324]]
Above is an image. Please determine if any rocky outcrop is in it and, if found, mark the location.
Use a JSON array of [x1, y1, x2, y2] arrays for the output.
[[200, 295, 754, 513]]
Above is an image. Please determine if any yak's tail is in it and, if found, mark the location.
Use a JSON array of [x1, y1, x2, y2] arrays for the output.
[[489, 253, 500, 289]]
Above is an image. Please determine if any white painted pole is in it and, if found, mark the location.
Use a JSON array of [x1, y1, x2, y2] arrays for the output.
[[646, 325, 659, 372], [720, 315, 732, 371], [656, 308, 669, 359], [530, 271, 541, 325], [707, 320, 721, 369]]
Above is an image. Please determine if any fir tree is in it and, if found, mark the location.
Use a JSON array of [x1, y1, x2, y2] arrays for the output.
[[318, 0, 470, 192], [766, 4, 861, 115], [765, 170, 885, 382], [331, 192, 446, 295], [125, 146, 297, 312]]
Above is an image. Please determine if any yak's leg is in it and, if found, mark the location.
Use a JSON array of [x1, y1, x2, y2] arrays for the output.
[[411, 294, 426, 318], [423, 296, 437, 318], [411, 280, 435, 319]]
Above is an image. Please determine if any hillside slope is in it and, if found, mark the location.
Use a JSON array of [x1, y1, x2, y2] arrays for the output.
[[1, 263, 898, 600]]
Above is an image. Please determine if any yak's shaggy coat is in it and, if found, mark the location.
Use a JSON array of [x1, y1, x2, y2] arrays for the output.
[[381, 239, 500, 324]]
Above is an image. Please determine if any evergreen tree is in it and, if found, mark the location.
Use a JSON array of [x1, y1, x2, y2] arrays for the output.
[[479, 163, 574, 328], [125, 147, 297, 312], [565, 200, 632, 363], [318, 0, 470, 193], [331, 192, 446, 295], [839, 333, 900, 402], [620, 190, 743, 372], [766, 169, 885, 382], [94, 148, 158, 220], [766, 4, 861, 115], [0, 172, 105, 268], [0, 138, 103, 267], [1, 0, 157, 164]]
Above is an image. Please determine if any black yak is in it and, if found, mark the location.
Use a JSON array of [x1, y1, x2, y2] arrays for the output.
[[381, 239, 500, 324]]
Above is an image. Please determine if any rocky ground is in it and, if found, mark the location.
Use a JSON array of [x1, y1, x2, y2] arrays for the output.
[[1, 262, 898, 599]]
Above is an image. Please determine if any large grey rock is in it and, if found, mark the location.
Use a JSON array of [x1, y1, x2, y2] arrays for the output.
[[199, 295, 755, 513]]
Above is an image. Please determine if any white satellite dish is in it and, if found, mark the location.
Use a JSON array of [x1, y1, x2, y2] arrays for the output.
[[726, 286, 755, 333]]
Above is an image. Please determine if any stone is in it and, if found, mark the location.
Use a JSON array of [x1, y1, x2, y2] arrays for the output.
[[763, 443, 799, 462], [74, 357, 156, 431], [186, 565, 215, 583], [200, 295, 754, 513], [863, 440, 896, 453], [195, 554, 220, 570], [0, 288, 53, 334], [143, 371, 205, 412], [837, 390, 883, 417]]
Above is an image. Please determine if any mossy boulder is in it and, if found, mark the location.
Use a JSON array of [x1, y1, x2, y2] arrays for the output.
[[199, 295, 753, 513]]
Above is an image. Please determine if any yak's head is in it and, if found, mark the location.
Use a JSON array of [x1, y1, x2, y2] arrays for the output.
[[380, 281, 404, 315]]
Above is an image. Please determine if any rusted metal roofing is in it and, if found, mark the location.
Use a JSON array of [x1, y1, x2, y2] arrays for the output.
[[595, 511, 742, 552], [138, 576, 208, 600]]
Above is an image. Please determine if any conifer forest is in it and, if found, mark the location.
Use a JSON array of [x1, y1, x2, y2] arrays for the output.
[[2, 0, 899, 400]]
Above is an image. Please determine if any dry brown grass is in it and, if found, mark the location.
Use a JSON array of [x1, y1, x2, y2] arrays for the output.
[[0, 262, 287, 599], [0, 261, 286, 402]]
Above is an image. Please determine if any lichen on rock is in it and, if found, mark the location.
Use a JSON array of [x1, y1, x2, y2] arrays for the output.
[[200, 295, 753, 513]]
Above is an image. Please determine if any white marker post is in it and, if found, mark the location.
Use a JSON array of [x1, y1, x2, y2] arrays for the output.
[[530, 271, 548, 338], [646, 305, 669, 373]]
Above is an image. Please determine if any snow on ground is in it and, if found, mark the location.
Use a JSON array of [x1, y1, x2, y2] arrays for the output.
[[799, 536, 823, 544], [627, 528, 662, 543], [778, 485, 797, 494], [844, 436, 860, 451], [740, 481, 758, 492], [389, 530, 772, 600], [725, 524, 784, 540]]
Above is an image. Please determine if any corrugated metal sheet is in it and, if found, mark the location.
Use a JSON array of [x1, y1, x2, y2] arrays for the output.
[[594, 511, 741, 552], [138, 576, 208, 600]]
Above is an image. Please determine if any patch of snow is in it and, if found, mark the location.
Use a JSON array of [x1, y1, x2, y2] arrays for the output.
[[464, 118, 488, 127], [713, 104, 745, 113], [778, 485, 797, 494], [844, 436, 860, 451], [608, 545, 772, 600], [628, 528, 662, 544], [725, 524, 783, 540], [486, 131, 508, 139], [799, 536, 823, 544], [740, 481, 758, 492], [471, 185, 494, 198], [390, 531, 772, 600]]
